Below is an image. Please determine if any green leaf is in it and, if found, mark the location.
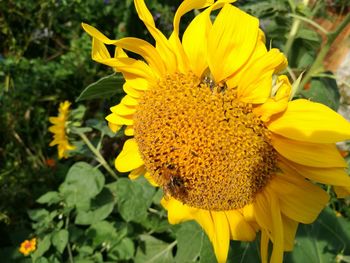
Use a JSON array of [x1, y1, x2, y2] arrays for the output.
[[27, 209, 49, 222], [113, 177, 156, 223], [109, 237, 135, 260], [198, 230, 216, 263], [75, 188, 115, 225], [36, 191, 61, 205], [76, 73, 124, 101], [284, 207, 350, 262], [135, 235, 175, 263], [228, 239, 261, 263], [32, 235, 51, 260], [34, 257, 49, 263], [86, 221, 118, 247], [52, 229, 69, 254], [175, 221, 203, 262], [59, 162, 105, 209], [299, 73, 340, 111]]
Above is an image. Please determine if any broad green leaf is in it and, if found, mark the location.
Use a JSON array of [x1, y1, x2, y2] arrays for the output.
[[32, 235, 51, 260], [109, 237, 135, 260], [59, 162, 105, 209], [75, 188, 115, 225], [51, 229, 69, 254], [198, 231, 216, 263], [228, 239, 261, 263], [36, 191, 61, 205], [76, 73, 124, 101], [175, 221, 203, 262], [299, 73, 340, 110], [284, 207, 350, 262], [86, 221, 118, 247], [135, 235, 175, 263], [27, 209, 49, 222], [113, 177, 156, 223], [34, 257, 49, 263]]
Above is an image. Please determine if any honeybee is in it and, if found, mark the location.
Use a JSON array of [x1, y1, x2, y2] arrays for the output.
[[160, 164, 187, 199]]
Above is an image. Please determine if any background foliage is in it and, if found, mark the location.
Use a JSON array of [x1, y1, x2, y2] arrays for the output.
[[1, 0, 350, 262]]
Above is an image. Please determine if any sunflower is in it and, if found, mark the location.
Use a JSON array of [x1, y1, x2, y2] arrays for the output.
[[82, 0, 350, 262], [49, 101, 76, 159]]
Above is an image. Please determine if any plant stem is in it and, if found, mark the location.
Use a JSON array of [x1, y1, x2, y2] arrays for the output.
[[78, 132, 118, 179], [65, 214, 74, 263], [299, 13, 350, 89]]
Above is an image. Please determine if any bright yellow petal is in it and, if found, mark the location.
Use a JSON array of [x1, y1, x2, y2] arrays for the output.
[[182, 8, 212, 77], [105, 112, 133, 126], [269, 191, 284, 263], [254, 75, 291, 122], [124, 126, 134, 136], [134, 0, 177, 73], [334, 186, 350, 198], [210, 212, 230, 263], [260, 230, 269, 263], [110, 103, 136, 116], [207, 4, 259, 83], [268, 99, 350, 143], [270, 173, 329, 224], [144, 171, 159, 186], [282, 215, 298, 251], [237, 49, 287, 104], [115, 138, 144, 172], [121, 95, 139, 106], [271, 134, 347, 168], [128, 166, 146, 180], [279, 158, 350, 186], [108, 122, 121, 133], [225, 210, 256, 241], [161, 197, 194, 224]]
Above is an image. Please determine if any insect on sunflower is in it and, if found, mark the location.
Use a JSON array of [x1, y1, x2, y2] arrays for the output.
[[82, 0, 350, 262]]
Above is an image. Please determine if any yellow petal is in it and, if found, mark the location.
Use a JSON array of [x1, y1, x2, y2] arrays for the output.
[[121, 95, 139, 106], [134, 0, 177, 73], [268, 99, 350, 143], [210, 212, 230, 263], [105, 112, 133, 126], [254, 75, 291, 122], [282, 215, 298, 251], [124, 126, 134, 136], [115, 138, 144, 172], [269, 191, 284, 263], [237, 49, 287, 104], [260, 230, 269, 263], [123, 82, 143, 98], [182, 8, 212, 77], [144, 171, 159, 187], [224, 210, 256, 241], [123, 76, 149, 91], [270, 173, 329, 224], [334, 186, 350, 198], [208, 4, 259, 83], [279, 158, 350, 186], [108, 122, 121, 133], [128, 166, 146, 180], [114, 38, 166, 76], [110, 103, 136, 116], [161, 197, 194, 224], [271, 134, 347, 168]]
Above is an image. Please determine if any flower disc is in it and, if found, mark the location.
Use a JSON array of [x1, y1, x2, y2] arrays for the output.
[[134, 73, 277, 210]]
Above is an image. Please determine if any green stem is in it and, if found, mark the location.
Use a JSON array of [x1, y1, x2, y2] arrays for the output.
[[78, 132, 118, 179], [300, 13, 350, 89], [65, 214, 74, 263]]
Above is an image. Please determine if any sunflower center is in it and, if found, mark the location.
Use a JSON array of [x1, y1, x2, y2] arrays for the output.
[[134, 73, 277, 210]]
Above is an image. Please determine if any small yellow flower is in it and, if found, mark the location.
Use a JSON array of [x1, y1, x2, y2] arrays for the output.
[[83, 1, 350, 262], [49, 101, 76, 159], [19, 238, 37, 256]]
